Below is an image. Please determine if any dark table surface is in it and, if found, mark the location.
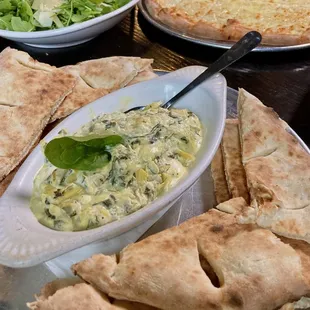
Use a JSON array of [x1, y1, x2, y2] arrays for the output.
[[1, 7, 309, 145]]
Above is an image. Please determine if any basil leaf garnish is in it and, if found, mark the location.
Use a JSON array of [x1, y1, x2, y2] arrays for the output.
[[44, 135, 123, 171]]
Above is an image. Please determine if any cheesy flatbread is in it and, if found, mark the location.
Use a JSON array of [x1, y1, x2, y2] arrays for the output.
[[145, 0, 310, 46]]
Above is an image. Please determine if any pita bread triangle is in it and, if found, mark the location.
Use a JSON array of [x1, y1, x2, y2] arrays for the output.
[[27, 278, 155, 310], [0, 168, 16, 197], [50, 57, 155, 122], [72, 198, 310, 310], [221, 119, 250, 203], [237, 89, 310, 243], [50, 65, 108, 122], [211, 145, 231, 204], [0, 47, 76, 182]]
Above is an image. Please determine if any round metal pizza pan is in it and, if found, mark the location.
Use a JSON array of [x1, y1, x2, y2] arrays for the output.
[[139, 1, 310, 53]]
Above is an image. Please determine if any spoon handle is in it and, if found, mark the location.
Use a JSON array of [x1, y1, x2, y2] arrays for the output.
[[161, 31, 262, 109]]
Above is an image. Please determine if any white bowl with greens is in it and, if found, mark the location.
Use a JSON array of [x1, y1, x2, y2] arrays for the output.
[[0, 66, 226, 267], [0, 0, 139, 48]]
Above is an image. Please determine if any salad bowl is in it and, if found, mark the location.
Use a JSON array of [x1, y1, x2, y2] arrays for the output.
[[0, 66, 226, 267], [0, 0, 139, 48]]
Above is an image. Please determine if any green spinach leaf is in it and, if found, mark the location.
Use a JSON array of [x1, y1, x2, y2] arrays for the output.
[[44, 135, 123, 171]]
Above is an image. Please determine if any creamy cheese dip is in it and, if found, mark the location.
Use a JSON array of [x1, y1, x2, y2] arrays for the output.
[[30, 103, 203, 231]]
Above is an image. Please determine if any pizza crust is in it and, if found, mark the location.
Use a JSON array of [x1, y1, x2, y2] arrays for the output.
[[145, 0, 310, 46]]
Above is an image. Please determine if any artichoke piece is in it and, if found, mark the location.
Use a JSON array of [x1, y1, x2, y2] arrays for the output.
[[135, 168, 148, 185], [44, 204, 73, 231], [158, 173, 172, 194], [176, 149, 195, 166], [42, 184, 57, 197], [91, 194, 111, 205], [65, 171, 78, 184], [139, 145, 156, 161], [44, 184, 84, 205]]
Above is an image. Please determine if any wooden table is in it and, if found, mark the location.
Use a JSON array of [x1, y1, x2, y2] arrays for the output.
[[0, 8, 310, 308], [1, 7, 309, 145]]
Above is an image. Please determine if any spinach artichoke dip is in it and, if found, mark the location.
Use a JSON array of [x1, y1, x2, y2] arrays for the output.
[[30, 103, 203, 231]]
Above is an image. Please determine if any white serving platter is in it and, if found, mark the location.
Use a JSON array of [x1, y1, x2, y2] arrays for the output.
[[0, 66, 226, 268], [1, 78, 309, 310]]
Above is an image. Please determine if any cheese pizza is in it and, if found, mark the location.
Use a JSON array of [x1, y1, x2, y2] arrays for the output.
[[145, 0, 310, 46]]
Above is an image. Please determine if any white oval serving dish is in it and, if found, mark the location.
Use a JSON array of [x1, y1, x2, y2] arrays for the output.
[[0, 66, 226, 268], [0, 0, 139, 48]]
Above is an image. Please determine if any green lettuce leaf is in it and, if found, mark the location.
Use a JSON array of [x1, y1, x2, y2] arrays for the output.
[[0, 0, 15, 12], [57, 0, 130, 27], [11, 16, 33, 31], [0, 0, 130, 31], [0, 14, 13, 30], [18, 0, 33, 21]]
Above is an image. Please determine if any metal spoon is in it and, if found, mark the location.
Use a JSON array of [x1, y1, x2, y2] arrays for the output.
[[125, 31, 262, 113]]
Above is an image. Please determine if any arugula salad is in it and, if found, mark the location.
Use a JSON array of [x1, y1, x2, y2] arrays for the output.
[[0, 0, 130, 32]]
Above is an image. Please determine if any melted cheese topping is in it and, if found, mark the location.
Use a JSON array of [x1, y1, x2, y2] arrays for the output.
[[155, 0, 310, 35], [30, 103, 203, 232]]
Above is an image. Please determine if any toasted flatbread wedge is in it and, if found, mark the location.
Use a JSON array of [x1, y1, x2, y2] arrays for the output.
[[0, 168, 17, 197], [210, 145, 230, 204], [34, 278, 84, 301], [27, 279, 155, 310], [216, 196, 249, 215], [221, 119, 250, 203], [72, 199, 310, 310], [237, 89, 310, 243], [76, 57, 154, 91], [51, 57, 155, 122], [0, 47, 76, 182], [27, 282, 116, 310], [0, 135, 41, 197], [127, 68, 158, 86], [278, 238, 310, 310], [50, 65, 108, 122]]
